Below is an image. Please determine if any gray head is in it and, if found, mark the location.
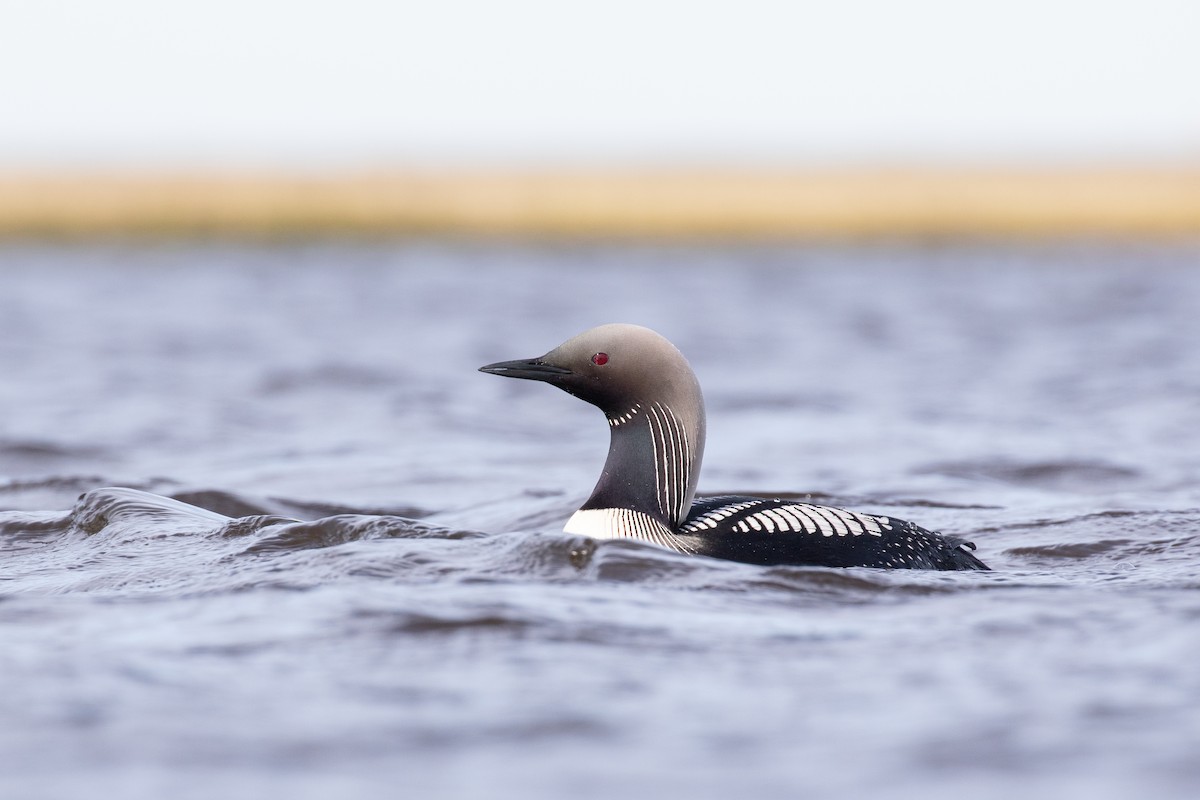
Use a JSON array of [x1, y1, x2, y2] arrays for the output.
[[479, 323, 703, 419], [480, 324, 707, 525]]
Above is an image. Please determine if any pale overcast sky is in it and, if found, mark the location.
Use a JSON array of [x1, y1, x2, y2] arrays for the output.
[[2, 0, 1198, 168]]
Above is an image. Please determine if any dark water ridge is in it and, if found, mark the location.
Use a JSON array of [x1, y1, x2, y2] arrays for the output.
[[3, 241, 1200, 799]]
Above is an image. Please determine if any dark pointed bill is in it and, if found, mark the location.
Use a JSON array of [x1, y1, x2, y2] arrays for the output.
[[479, 358, 573, 382]]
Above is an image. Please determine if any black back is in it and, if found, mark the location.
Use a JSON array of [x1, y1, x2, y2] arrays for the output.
[[678, 495, 989, 570]]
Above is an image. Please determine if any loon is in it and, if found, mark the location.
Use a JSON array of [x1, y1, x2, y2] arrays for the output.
[[480, 323, 988, 571]]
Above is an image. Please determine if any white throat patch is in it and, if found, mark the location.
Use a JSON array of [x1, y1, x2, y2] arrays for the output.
[[564, 508, 693, 554]]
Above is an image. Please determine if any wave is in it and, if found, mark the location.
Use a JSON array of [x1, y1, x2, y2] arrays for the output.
[[0, 487, 958, 599], [3, 487, 1196, 599]]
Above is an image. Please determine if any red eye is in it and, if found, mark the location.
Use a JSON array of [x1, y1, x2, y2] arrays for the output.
[[591, 352, 609, 366]]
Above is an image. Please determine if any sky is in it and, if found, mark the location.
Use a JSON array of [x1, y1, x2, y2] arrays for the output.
[[2, 0, 1198, 168]]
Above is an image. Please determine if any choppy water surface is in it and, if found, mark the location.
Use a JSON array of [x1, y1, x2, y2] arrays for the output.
[[2, 241, 1200, 799]]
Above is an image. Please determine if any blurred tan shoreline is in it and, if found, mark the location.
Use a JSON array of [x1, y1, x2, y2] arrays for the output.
[[2, 168, 1199, 238]]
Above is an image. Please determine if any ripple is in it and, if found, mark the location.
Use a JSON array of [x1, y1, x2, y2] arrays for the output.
[[258, 363, 395, 394], [171, 489, 430, 521], [1006, 539, 1136, 558], [917, 459, 1143, 492], [355, 608, 536, 635], [0, 440, 107, 459], [240, 515, 483, 554]]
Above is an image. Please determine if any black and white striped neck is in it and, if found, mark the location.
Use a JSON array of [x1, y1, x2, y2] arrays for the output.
[[579, 400, 701, 527]]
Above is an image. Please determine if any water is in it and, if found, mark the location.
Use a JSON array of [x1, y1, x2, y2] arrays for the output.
[[2, 240, 1199, 799]]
